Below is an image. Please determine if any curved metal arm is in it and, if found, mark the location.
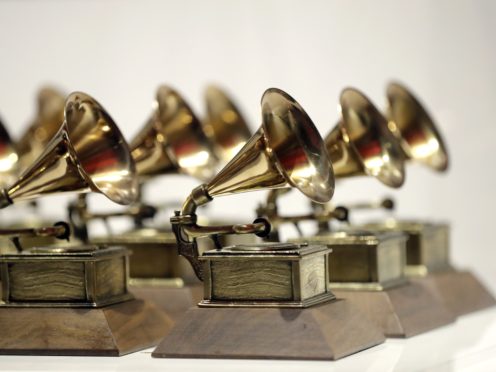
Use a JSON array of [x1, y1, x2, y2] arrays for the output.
[[68, 194, 157, 241], [344, 197, 395, 212], [0, 221, 71, 252], [171, 184, 271, 281], [270, 206, 348, 225]]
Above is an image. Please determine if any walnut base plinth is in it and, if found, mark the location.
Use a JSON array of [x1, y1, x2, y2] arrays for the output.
[[0, 299, 173, 356], [130, 283, 203, 321], [152, 299, 385, 360], [412, 269, 495, 317], [333, 280, 455, 338]]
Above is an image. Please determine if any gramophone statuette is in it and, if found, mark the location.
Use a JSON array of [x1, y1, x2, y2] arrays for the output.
[[0, 91, 171, 356], [152, 88, 385, 361]]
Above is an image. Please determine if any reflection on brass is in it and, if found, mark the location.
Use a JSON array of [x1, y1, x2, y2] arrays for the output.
[[130, 86, 218, 181], [0, 246, 132, 307], [171, 88, 335, 282], [0, 116, 19, 187], [292, 231, 408, 291], [363, 221, 451, 277], [200, 243, 334, 307], [203, 85, 252, 163], [385, 82, 449, 172], [325, 87, 405, 187], [0, 92, 138, 208], [257, 87, 406, 235], [16, 86, 65, 170]]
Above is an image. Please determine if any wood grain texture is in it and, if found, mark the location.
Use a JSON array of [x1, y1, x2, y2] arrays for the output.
[[211, 260, 292, 301], [130, 284, 202, 321], [0, 299, 173, 356], [300, 256, 325, 300], [8, 262, 85, 301], [333, 280, 456, 338], [413, 270, 496, 317], [152, 299, 385, 360]]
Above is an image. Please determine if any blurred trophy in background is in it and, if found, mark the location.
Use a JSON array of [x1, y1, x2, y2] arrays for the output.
[[69, 85, 252, 321], [152, 88, 385, 361], [261, 87, 455, 337], [0, 92, 170, 356], [354, 82, 495, 317]]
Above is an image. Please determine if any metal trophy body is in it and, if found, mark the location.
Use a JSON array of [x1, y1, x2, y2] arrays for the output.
[[270, 87, 455, 337], [72, 85, 252, 320], [359, 82, 495, 317], [0, 92, 171, 356], [152, 88, 385, 361]]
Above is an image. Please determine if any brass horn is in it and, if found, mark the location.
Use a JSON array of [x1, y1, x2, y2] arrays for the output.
[[17, 86, 65, 169], [130, 86, 218, 181], [0, 116, 19, 187], [325, 87, 405, 187], [203, 85, 252, 162], [171, 87, 335, 279], [385, 82, 449, 171], [0, 92, 138, 209]]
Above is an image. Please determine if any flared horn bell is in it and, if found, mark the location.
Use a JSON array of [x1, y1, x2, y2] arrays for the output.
[[0, 116, 19, 187], [130, 86, 218, 181], [204, 88, 334, 203], [203, 85, 252, 163], [0, 92, 138, 209], [325, 87, 405, 188], [386, 82, 449, 172], [16, 86, 65, 168]]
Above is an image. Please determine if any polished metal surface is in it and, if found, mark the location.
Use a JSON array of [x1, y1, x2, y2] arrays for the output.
[[0, 116, 19, 187], [199, 243, 334, 307], [0, 246, 132, 308], [203, 85, 252, 163], [130, 85, 218, 181], [16, 86, 65, 169], [0, 92, 138, 207], [205, 87, 335, 202], [362, 220, 451, 277], [171, 88, 336, 280], [386, 82, 449, 171], [291, 230, 408, 291], [325, 87, 405, 188]]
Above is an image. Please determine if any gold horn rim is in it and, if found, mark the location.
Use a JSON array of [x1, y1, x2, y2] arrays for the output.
[[386, 81, 449, 172], [339, 87, 405, 188], [154, 85, 218, 181], [204, 85, 252, 162], [64, 92, 138, 205], [261, 88, 334, 203], [0, 115, 19, 184]]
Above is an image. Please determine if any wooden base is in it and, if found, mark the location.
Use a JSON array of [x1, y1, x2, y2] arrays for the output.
[[0, 299, 173, 356], [130, 284, 203, 321], [152, 299, 385, 360], [333, 280, 455, 338], [412, 269, 496, 317]]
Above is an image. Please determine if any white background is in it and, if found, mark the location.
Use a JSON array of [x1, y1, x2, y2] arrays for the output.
[[0, 0, 494, 294]]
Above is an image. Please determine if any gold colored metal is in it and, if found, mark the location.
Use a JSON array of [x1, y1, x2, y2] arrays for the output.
[[200, 242, 334, 307], [0, 222, 70, 252], [203, 85, 252, 163], [385, 82, 449, 171], [0, 92, 138, 208], [130, 86, 218, 181], [171, 88, 335, 281], [0, 246, 133, 307], [16, 87, 66, 169], [291, 230, 408, 290], [0, 117, 19, 187], [325, 87, 405, 187], [91, 228, 198, 284], [362, 220, 451, 277]]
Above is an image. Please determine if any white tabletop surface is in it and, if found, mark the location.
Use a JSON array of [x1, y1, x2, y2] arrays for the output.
[[1, 307, 495, 372]]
